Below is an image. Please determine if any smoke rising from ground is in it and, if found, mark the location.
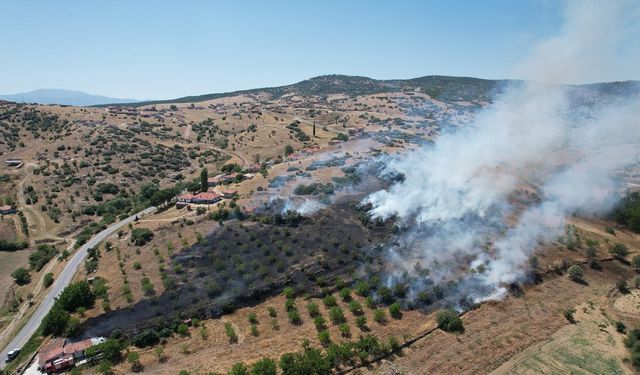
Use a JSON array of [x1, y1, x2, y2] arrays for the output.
[[365, 0, 640, 303]]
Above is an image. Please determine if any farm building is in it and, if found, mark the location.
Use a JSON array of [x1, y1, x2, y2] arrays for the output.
[[222, 190, 237, 199], [177, 192, 222, 205]]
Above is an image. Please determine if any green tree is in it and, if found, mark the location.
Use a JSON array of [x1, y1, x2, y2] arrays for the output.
[[57, 281, 95, 312], [609, 243, 629, 260], [284, 144, 294, 156], [436, 309, 464, 333], [131, 228, 153, 246], [43, 272, 54, 287], [11, 267, 30, 285], [632, 255, 640, 272], [200, 168, 209, 192], [567, 264, 584, 282], [251, 357, 277, 375], [229, 362, 249, 375], [42, 302, 70, 336]]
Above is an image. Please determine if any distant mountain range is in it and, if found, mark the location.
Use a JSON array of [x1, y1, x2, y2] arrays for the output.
[[0, 89, 139, 106], [115, 74, 640, 107]]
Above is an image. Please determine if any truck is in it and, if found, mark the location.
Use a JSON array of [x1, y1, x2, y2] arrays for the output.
[[5, 348, 20, 363]]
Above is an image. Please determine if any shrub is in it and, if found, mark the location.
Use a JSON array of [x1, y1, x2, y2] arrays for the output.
[[339, 287, 352, 301], [43, 272, 54, 287], [251, 324, 259, 337], [354, 280, 369, 296], [567, 264, 584, 282], [389, 302, 402, 319], [632, 255, 640, 272], [229, 362, 249, 375], [248, 311, 258, 324], [267, 306, 277, 317], [288, 309, 302, 325], [609, 243, 629, 260], [42, 302, 69, 336], [616, 321, 626, 333], [251, 357, 277, 375], [131, 228, 153, 246], [355, 316, 368, 330], [285, 298, 296, 311], [283, 287, 295, 299], [563, 308, 576, 323], [318, 330, 331, 346], [313, 316, 326, 331], [436, 309, 464, 333], [225, 322, 238, 343], [617, 279, 629, 294], [373, 309, 386, 323], [348, 300, 363, 315], [323, 295, 337, 307], [339, 323, 351, 338], [11, 267, 30, 285], [127, 351, 143, 372], [307, 301, 320, 317], [132, 330, 160, 347], [57, 281, 95, 311], [176, 323, 189, 336], [329, 307, 345, 324]]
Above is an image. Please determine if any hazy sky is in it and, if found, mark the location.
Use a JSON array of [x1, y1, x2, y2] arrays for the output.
[[1, 0, 633, 100]]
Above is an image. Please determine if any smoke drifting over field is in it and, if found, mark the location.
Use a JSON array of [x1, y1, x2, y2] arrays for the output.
[[365, 0, 640, 303]]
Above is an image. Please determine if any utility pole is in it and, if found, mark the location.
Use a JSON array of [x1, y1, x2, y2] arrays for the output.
[[313, 121, 316, 137]]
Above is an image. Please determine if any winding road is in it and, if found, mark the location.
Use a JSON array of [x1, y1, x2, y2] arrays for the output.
[[0, 206, 157, 369]]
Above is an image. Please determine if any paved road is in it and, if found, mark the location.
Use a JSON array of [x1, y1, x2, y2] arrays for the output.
[[0, 206, 157, 369]]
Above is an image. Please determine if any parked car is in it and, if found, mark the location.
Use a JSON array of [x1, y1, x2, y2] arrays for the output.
[[5, 348, 20, 363]]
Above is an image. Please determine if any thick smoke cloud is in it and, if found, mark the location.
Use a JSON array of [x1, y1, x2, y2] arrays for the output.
[[365, 0, 640, 303]]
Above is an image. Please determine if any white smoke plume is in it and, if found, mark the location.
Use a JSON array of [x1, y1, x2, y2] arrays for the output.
[[365, 0, 640, 303]]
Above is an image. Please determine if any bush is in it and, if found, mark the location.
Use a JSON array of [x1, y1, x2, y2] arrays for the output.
[[313, 316, 326, 331], [373, 309, 386, 323], [132, 329, 160, 347], [42, 302, 70, 336], [43, 272, 54, 287], [389, 302, 402, 319], [29, 244, 58, 271], [225, 322, 238, 343], [11, 267, 30, 285], [339, 323, 351, 338], [176, 323, 189, 336], [318, 330, 331, 346], [131, 228, 153, 246], [307, 302, 320, 317], [58, 281, 95, 312], [251, 357, 277, 375], [617, 279, 629, 293], [288, 309, 302, 325], [268, 306, 277, 317], [563, 308, 576, 323], [436, 309, 464, 333], [323, 295, 337, 307], [567, 264, 584, 282], [127, 351, 143, 372], [339, 287, 352, 301], [616, 321, 626, 333], [283, 287, 295, 299], [632, 255, 640, 272], [329, 307, 345, 324], [229, 362, 249, 375], [348, 300, 363, 315], [355, 316, 367, 330], [248, 311, 258, 324], [609, 243, 629, 260]]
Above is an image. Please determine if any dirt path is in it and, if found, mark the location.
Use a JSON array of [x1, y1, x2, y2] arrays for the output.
[[16, 163, 64, 243]]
